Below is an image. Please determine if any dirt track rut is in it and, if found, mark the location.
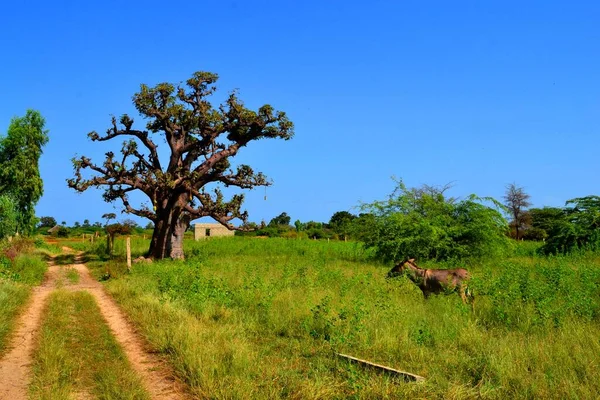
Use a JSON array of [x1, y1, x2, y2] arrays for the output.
[[0, 254, 186, 399]]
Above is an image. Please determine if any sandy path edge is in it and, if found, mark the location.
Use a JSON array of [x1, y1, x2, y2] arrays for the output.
[[0, 255, 188, 400], [0, 261, 60, 399], [70, 261, 187, 399]]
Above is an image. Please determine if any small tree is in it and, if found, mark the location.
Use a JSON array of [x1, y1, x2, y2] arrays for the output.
[[105, 223, 132, 255], [102, 213, 116, 226], [503, 183, 532, 240], [0, 110, 49, 234], [329, 211, 356, 240], [68, 71, 293, 259], [38, 216, 57, 228], [122, 219, 139, 229], [269, 212, 291, 227]]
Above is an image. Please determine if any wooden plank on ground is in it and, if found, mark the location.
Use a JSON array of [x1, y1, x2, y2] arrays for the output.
[[336, 353, 425, 382]]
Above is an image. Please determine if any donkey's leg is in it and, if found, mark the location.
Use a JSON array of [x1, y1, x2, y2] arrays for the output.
[[459, 285, 468, 304]]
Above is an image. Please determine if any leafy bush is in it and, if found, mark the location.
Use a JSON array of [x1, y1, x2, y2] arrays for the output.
[[359, 180, 510, 262], [540, 196, 600, 255]]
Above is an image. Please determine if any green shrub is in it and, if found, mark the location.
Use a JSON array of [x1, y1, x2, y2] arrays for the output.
[[359, 179, 510, 262]]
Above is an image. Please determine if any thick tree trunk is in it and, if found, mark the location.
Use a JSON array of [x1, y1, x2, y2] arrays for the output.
[[148, 210, 172, 260], [148, 216, 171, 259], [167, 215, 189, 260], [147, 194, 189, 260]]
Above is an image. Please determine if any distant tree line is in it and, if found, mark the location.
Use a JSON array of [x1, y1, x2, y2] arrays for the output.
[[235, 211, 357, 240], [35, 214, 150, 239], [239, 181, 600, 260]]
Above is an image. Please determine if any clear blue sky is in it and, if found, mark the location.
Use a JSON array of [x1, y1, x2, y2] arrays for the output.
[[1, 0, 598, 226]]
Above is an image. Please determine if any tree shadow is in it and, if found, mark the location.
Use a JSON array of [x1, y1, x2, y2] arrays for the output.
[[52, 254, 76, 265]]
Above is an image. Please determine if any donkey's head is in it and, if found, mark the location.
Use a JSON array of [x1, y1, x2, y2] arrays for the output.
[[387, 258, 418, 278]]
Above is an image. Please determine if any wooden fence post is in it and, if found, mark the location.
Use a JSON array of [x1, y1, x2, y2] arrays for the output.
[[126, 236, 132, 272]]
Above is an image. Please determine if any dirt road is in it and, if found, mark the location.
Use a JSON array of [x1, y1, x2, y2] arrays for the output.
[[0, 253, 187, 399]]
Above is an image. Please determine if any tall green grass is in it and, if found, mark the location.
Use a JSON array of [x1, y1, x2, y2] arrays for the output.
[[0, 239, 48, 354], [90, 237, 600, 398], [0, 282, 29, 354], [1, 253, 48, 285]]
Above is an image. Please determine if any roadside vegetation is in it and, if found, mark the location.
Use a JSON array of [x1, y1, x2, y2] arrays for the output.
[[0, 238, 48, 354], [80, 236, 600, 398], [30, 290, 149, 399]]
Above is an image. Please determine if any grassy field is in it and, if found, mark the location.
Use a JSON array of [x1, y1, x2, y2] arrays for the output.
[[79, 237, 600, 399], [29, 290, 149, 399]]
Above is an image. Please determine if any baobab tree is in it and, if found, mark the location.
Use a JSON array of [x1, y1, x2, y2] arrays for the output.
[[68, 71, 293, 259]]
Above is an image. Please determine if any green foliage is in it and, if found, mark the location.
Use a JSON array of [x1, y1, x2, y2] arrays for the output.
[[38, 216, 57, 228], [541, 196, 600, 254], [329, 211, 356, 240], [349, 213, 376, 242], [304, 221, 332, 239], [526, 207, 565, 241], [0, 110, 49, 235], [360, 180, 510, 262], [0, 195, 18, 239], [268, 212, 291, 227]]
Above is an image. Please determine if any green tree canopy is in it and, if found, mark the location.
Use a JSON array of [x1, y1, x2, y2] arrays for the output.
[[0, 110, 49, 234], [541, 196, 600, 254], [523, 207, 565, 241], [328, 211, 356, 240], [359, 179, 510, 262], [38, 216, 57, 228], [269, 212, 291, 227], [0, 195, 18, 239]]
